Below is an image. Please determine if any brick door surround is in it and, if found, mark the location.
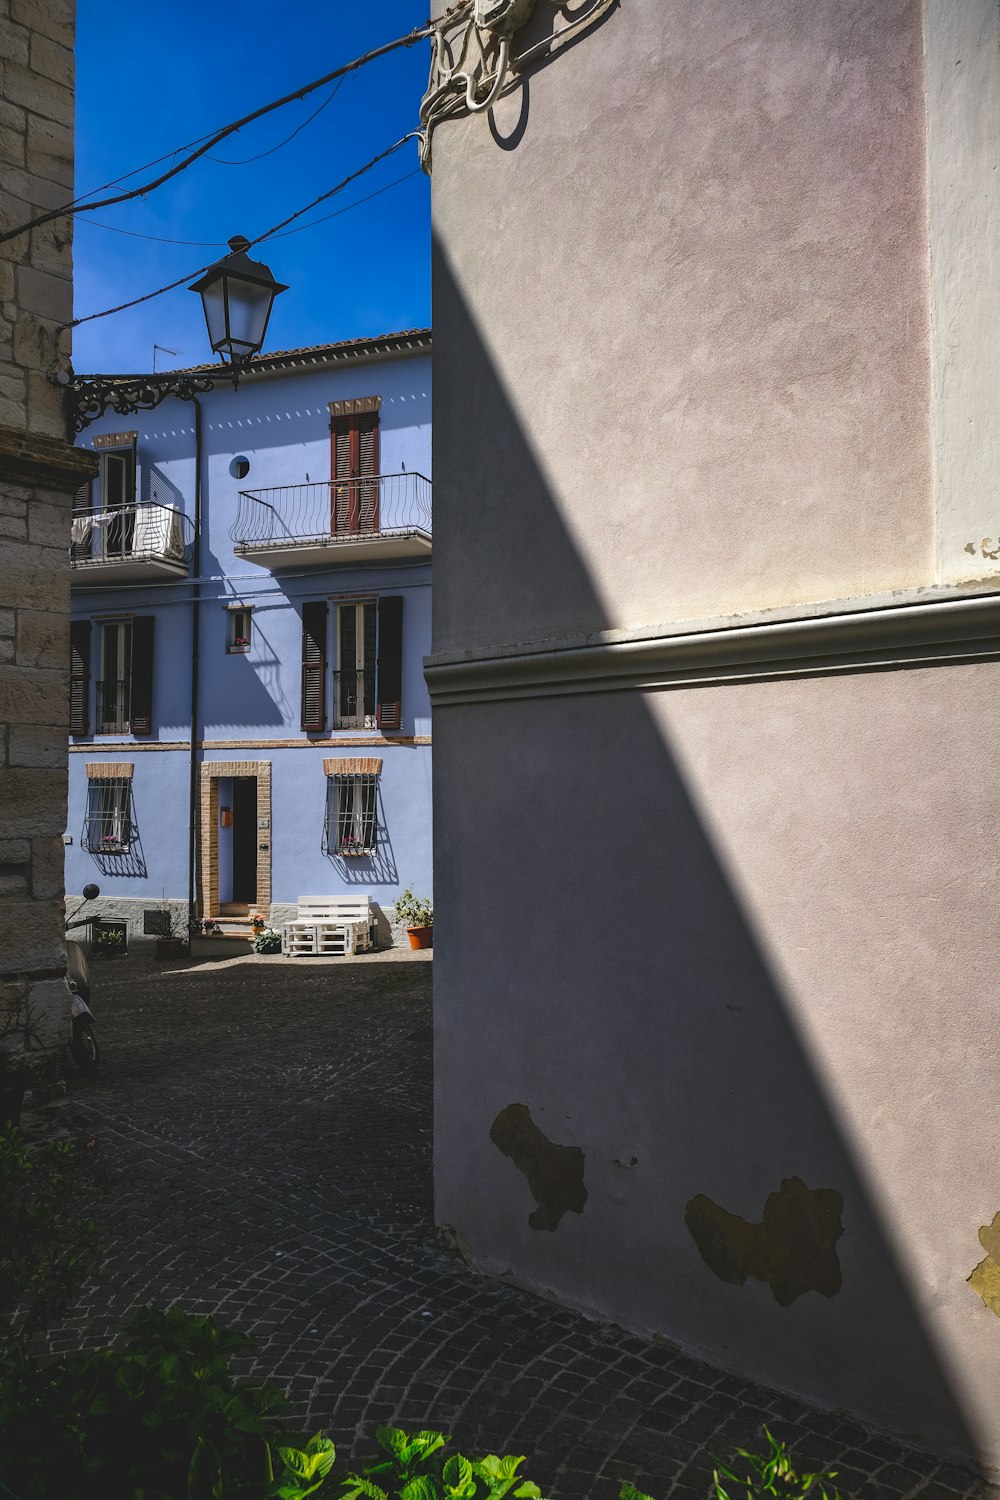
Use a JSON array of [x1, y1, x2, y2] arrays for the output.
[[199, 761, 272, 917]]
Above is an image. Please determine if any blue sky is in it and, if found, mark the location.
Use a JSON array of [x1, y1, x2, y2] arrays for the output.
[[72, 2, 431, 373]]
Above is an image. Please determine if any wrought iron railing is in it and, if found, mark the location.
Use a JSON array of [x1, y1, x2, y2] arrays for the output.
[[96, 679, 130, 734], [333, 667, 377, 729], [231, 473, 431, 550], [70, 502, 193, 567]]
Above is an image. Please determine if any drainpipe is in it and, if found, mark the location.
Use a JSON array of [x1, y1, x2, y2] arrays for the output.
[[187, 398, 203, 931]]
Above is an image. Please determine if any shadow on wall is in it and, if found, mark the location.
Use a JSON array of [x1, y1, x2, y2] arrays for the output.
[[430, 239, 979, 1465], [324, 787, 400, 887]]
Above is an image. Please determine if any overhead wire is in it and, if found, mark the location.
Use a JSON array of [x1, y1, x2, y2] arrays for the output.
[[64, 133, 421, 333], [206, 75, 346, 165], [0, 21, 435, 247]]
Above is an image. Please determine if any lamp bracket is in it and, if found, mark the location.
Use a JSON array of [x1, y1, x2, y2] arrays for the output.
[[64, 367, 239, 435]]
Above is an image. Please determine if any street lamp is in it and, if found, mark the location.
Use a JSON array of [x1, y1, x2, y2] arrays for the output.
[[189, 236, 288, 374], [65, 234, 288, 433]]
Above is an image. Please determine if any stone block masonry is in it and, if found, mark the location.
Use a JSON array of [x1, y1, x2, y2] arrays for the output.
[[0, 0, 99, 1083]]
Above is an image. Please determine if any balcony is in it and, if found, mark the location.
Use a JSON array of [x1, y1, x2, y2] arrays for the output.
[[71, 502, 193, 585], [95, 679, 130, 735], [231, 474, 431, 570]]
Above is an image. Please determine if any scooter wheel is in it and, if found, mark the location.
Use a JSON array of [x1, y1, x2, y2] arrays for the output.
[[71, 1017, 99, 1074]]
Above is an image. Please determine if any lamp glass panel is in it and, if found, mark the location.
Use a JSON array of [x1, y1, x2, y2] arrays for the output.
[[224, 278, 273, 353], [200, 281, 229, 350]]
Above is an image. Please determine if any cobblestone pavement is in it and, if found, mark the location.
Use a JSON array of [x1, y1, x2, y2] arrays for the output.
[[41, 953, 997, 1500]]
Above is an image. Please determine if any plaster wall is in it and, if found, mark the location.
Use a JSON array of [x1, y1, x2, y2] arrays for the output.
[[433, 662, 1000, 1465], [432, 0, 934, 656], [923, 0, 1000, 585]]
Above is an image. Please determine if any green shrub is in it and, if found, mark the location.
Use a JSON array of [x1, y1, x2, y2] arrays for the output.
[[253, 928, 283, 954], [92, 926, 126, 958], [621, 1429, 840, 1500], [394, 889, 433, 928], [0, 1318, 548, 1500], [0, 1125, 99, 1352]]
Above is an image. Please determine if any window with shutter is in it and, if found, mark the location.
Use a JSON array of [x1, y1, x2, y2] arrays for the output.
[[130, 617, 155, 735], [376, 596, 403, 731], [94, 434, 138, 558], [331, 409, 379, 535], [301, 600, 328, 732], [69, 620, 91, 736]]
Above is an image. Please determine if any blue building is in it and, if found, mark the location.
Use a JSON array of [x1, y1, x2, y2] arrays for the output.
[[66, 330, 432, 950]]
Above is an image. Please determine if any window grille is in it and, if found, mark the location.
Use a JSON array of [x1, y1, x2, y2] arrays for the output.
[[82, 777, 133, 854], [324, 773, 378, 856]]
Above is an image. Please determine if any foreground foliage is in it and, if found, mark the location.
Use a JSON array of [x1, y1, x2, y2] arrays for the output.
[[0, 1307, 549, 1500], [0, 1124, 99, 1351]]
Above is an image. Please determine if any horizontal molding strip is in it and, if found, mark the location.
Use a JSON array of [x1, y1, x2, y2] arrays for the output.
[[424, 591, 1000, 706], [69, 736, 431, 753]]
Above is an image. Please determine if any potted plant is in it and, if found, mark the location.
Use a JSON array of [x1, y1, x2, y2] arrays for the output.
[[394, 888, 433, 950], [155, 909, 189, 961], [248, 909, 267, 933], [252, 928, 282, 954]]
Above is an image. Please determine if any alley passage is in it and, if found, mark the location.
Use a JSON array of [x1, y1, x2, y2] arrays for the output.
[[51, 955, 993, 1500]]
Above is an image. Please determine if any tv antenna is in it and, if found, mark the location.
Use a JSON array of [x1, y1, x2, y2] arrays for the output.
[[152, 343, 181, 372]]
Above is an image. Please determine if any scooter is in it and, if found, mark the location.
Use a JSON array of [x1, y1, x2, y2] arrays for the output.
[[66, 883, 100, 1074]]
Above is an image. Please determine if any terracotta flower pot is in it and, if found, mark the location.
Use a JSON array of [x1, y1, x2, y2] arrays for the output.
[[406, 925, 433, 950]]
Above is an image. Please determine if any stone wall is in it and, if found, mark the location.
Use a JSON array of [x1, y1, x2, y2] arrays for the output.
[[0, 0, 97, 1085]]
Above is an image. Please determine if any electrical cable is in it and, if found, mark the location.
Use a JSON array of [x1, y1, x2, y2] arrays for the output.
[[0, 22, 434, 247], [64, 134, 419, 333], [206, 74, 346, 165], [78, 166, 421, 248]]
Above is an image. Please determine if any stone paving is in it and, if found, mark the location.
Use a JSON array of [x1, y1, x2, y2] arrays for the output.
[[39, 952, 998, 1500]]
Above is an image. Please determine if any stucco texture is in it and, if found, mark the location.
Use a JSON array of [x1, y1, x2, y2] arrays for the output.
[[433, 662, 1000, 1466], [431, 0, 933, 654]]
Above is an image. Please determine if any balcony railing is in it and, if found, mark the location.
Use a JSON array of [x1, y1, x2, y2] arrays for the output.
[[71, 502, 193, 572], [96, 679, 130, 734], [334, 667, 377, 729], [231, 474, 431, 560]]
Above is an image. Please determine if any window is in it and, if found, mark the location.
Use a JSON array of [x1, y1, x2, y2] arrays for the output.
[[227, 607, 252, 654], [229, 455, 250, 480], [82, 777, 133, 854], [335, 600, 377, 728], [300, 595, 403, 734], [95, 434, 137, 558], [95, 616, 155, 735], [325, 772, 378, 856]]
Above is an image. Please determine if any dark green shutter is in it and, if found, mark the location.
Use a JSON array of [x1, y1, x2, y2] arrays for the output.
[[130, 616, 155, 735], [301, 600, 327, 732], [69, 620, 90, 736], [376, 596, 403, 731]]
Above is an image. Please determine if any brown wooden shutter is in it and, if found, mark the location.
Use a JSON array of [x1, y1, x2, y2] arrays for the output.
[[376, 595, 403, 731], [69, 620, 91, 736], [301, 600, 327, 732], [331, 410, 379, 534], [358, 411, 379, 531], [130, 616, 155, 735]]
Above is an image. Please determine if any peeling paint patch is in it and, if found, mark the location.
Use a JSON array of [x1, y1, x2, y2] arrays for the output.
[[967, 1212, 1000, 1314], [490, 1103, 587, 1231], [685, 1177, 844, 1306]]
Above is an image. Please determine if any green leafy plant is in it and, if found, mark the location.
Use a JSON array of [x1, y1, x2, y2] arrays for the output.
[[394, 889, 433, 929], [340, 1426, 542, 1500], [619, 1431, 839, 1500], [0, 1305, 288, 1498], [253, 928, 283, 954], [0, 1125, 100, 1353], [92, 925, 126, 958], [711, 1429, 840, 1500]]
